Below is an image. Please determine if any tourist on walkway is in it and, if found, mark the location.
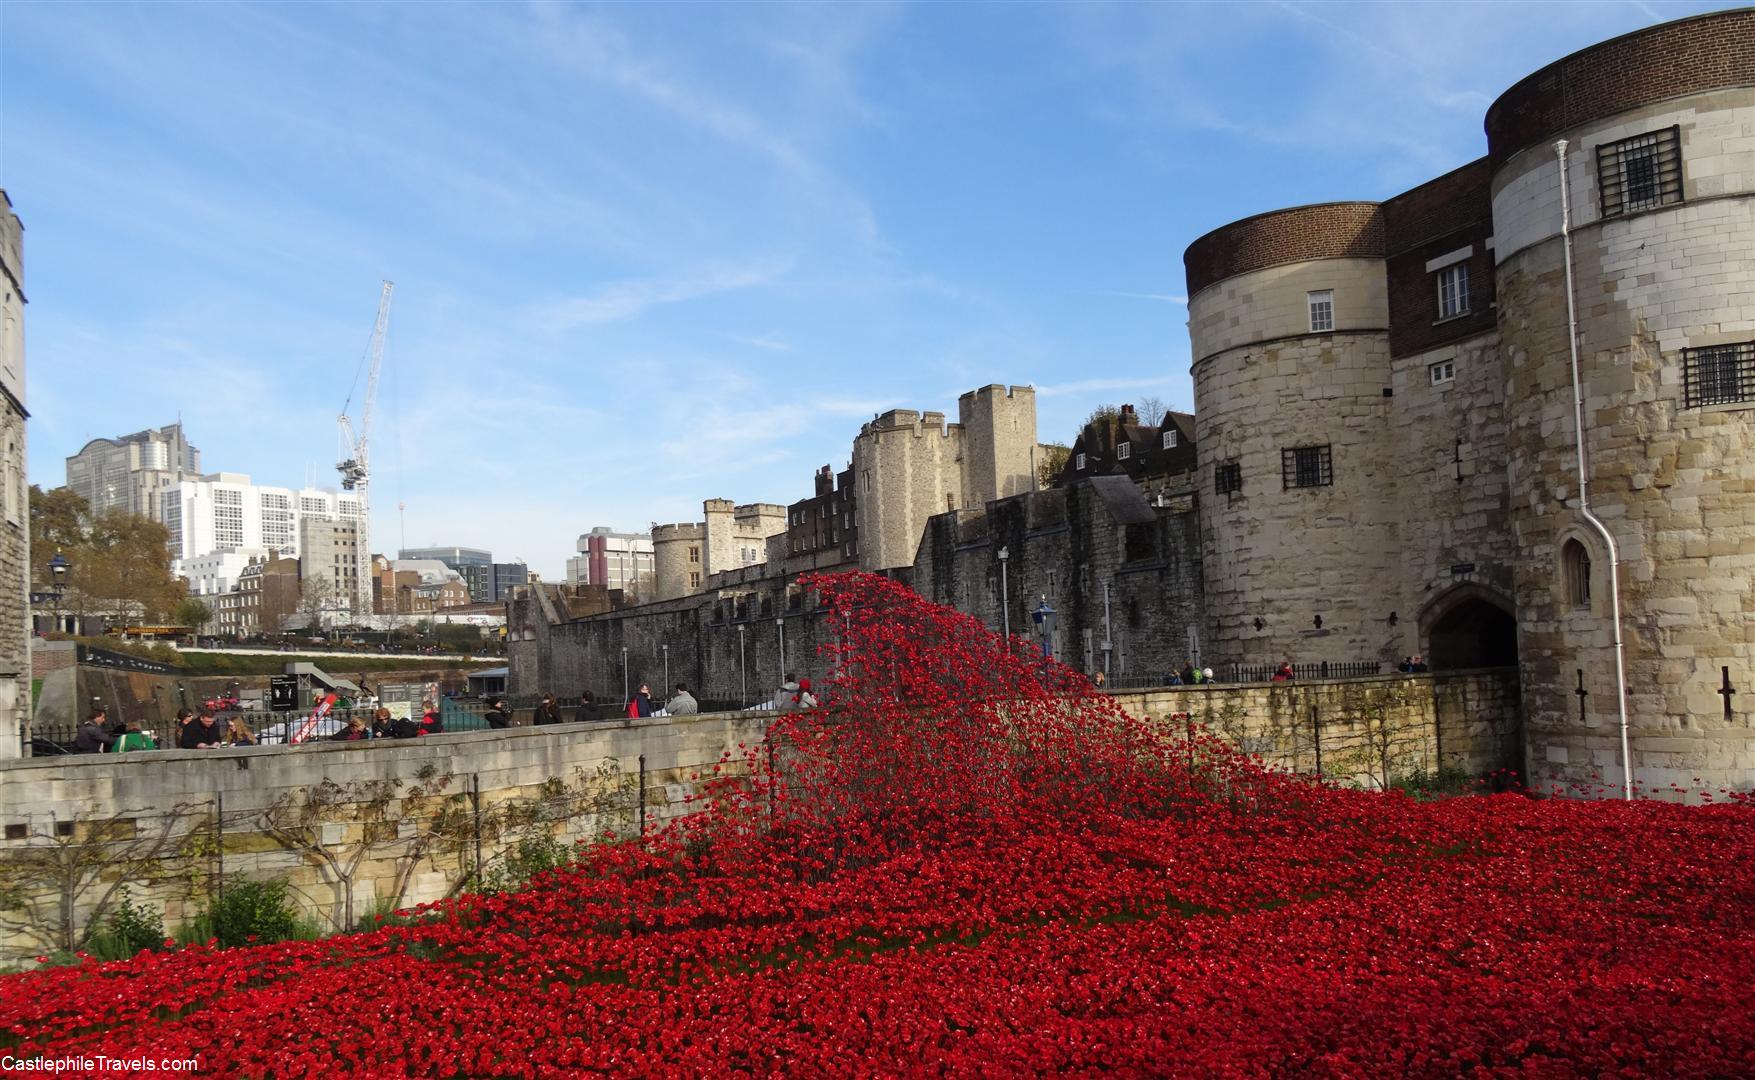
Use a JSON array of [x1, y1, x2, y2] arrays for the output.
[[417, 704, 444, 736], [331, 715, 370, 742], [627, 683, 655, 719], [225, 716, 257, 747], [576, 691, 595, 723], [796, 678, 819, 710], [106, 718, 157, 753], [485, 698, 512, 729], [74, 708, 115, 754], [1179, 661, 1197, 686], [1272, 659, 1295, 682], [371, 707, 397, 739], [179, 708, 225, 750], [774, 674, 804, 712], [1410, 655, 1429, 673], [533, 694, 564, 725], [1092, 671, 1107, 690], [664, 684, 698, 715]]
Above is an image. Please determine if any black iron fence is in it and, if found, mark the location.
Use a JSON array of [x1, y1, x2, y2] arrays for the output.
[[1229, 660, 1382, 684], [31, 700, 498, 755]]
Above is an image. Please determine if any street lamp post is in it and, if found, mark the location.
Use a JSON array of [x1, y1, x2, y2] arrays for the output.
[[1031, 596, 1057, 659], [47, 553, 71, 635], [737, 624, 748, 706], [1101, 582, 1113, 679], [661, 643, 669, 691], [776, 617, 786, 676], [621, 646, 629, 705], [997, 546, 1010, 642]]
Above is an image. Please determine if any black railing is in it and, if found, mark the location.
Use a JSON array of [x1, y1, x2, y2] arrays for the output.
[[1229, 660, 1382, 684]]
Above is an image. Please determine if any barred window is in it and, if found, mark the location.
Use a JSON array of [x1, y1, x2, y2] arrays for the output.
[[1596, 127, 1682, 217], [1215, 462, 1242, 496], [1307, 290, 1334, 333], [1281, 445, 1333, 489], [1683, 342, 1755, 408], [1561, 539, 1591, 610], [1437, 263, 1469, 319]]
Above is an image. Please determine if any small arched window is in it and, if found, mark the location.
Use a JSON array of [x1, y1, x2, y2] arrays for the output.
[[1562, 539, 1592, 610]]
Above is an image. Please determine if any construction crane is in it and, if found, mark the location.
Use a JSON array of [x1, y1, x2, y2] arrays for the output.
[[337, 280, 394, 618]]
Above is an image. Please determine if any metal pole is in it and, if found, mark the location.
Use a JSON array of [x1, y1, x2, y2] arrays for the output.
[[214, 792, 224, 902], [1102, 582, 1113, 678], [662, 644, 669, 692], [470, 774, 483, 886], [739, 625, 748, 706], [1000, 557, 1010, 640], [777, 618, 786, 675], [1311, 706, 1323, 779], [637, 754, 646, 843], [621, 646, 629, 705]]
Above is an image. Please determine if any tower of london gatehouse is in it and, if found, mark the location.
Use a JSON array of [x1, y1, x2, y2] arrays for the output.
[[1184, 9, 1755, 795]]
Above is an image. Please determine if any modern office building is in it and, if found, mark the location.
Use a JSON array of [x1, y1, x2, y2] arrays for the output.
[[164, 473, 367, 612], [65, 422, 200, 521], [566, 527, 655, 596], [399, 546, 494, 601]]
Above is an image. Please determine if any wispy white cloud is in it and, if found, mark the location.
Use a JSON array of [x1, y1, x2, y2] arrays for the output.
[[1033, 375, 1181, 399], [531, 258, 794, 332], [726, 333, 793, 352], [1085, 289, 1188, 304]]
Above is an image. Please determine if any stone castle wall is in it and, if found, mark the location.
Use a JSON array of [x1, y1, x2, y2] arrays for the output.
[[0, 669, 1518, 966], [1191, 255, 1405, 670], [853, 386, 1041, 573], [1389, 330, 1517, 637], [912, 483, 1204, 679], [1495, 86, 1755, 793], [651, 521, 705, 602]]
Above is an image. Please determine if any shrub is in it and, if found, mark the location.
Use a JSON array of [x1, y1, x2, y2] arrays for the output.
[[83, 891, 165, 961], [482, 834, 571, 894], [207, 878, 301, 947]]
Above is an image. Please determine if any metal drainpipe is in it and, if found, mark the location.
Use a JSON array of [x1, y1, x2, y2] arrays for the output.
[[1555, 139, 1634, 801]]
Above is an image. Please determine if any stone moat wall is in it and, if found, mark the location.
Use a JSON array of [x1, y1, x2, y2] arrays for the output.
[[0, 669, 1519, 967]]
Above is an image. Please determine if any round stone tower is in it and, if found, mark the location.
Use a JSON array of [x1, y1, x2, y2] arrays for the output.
[[1487, 9, 1755, 794], [651, 522, 706, 602], [1184, 202, 1409, 671]]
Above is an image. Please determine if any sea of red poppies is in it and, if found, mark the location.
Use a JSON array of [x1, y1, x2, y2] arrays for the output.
[[3, 570, 1752, 1077]]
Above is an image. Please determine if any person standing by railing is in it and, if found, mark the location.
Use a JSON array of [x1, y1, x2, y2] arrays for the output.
[[225, 715, 257, 747]]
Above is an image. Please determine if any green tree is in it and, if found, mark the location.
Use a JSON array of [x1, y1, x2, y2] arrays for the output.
[[28, 486, 182, 624], [173, 598, 212, 636], [27, 485, 87, 587], [1037, 444, 1070, 489]]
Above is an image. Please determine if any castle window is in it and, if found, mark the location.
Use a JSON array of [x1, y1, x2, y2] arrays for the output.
[[1596, 127, 1682, 216], [1429, 360, 1455, 385], [1116, 442, 1131, 460], [1215, 461, 1242, 496], [1561, 539, 1591, 610], [1683, 342, 1755, 408], [1162, 429, 1178, 449], [688, 546, 699, 563], [1307, 290, 1334, 333], [1281, 445, 1333, 489], [689, 572, 701, 589], [1437, 263, 1469, 319], [1075, 453, 1087, 471]]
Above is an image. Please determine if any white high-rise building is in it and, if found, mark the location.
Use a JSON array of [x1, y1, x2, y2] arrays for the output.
[[65, 422, 200, 521], [164, 473, 368, 610]]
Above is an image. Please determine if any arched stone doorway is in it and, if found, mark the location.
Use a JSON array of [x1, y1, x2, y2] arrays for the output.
[[1420, 584, 1519, 670]]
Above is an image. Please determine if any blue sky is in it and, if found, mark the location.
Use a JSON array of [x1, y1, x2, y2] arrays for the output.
[[3, 0, 1735, 578]]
